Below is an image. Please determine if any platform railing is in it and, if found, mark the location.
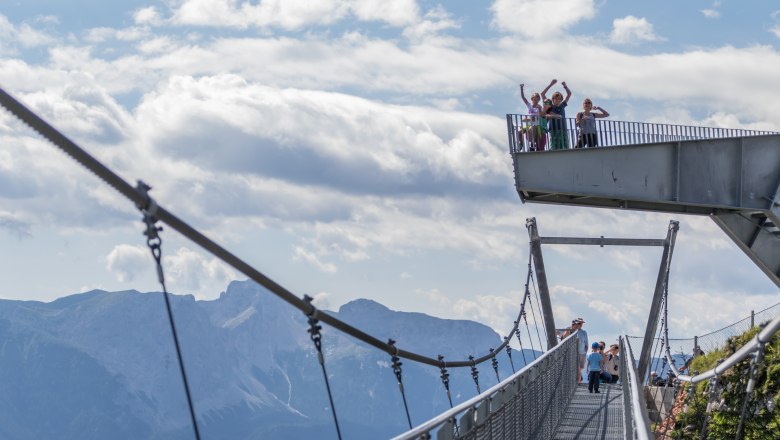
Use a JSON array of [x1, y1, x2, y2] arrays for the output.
[[505, 114, 779, 154], [391, 332, 579, 440], [620, 335, 653, 440]]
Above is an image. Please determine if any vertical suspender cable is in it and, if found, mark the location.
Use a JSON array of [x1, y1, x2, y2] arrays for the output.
[[526, 284, 545, 354], [389, 339, 413, 430], [140, 204, 201, 440], [304, 297, 343, 440]]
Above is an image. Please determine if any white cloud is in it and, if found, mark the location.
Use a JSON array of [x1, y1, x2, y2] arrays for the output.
[[84, 26, 148, 43], [169, 0, 420, 30], [310, 291, 332, 309], [402, 5, 459, 41], [0, 213, 32, 239], [490, 0, 596, 37], [0, 14, 56, 53], [107, 244, 237, 296], [106, 244, 149, 282], [610, 16, 662, 44], [700, 9, 720, 19], [701, 1, 721, 19], [452, 291, 523, 335], [293, 246, 338, 273], [771, 26, 780, 39], [420, 288, 450, 306], [161, 246, 238, 295], [16, 24, 57, 47], [134, 6, 163, 26], [350, 0, 420, 27]]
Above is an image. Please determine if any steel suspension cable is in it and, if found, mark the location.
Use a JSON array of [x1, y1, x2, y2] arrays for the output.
[[699, 372, 720, 440], [388, 339, 413, 430], [0, 87, 523, 371], [140, 206, 201, 440], [529, 271, 548, 348], [437, 355, 454, 408], [504, 337, 515, 373], [490, 348, 500, 383], [518, 252, 537, 360], [526, 281, 545, 355], [651, 311, 673, 438], [522, 310, 538, 361], [305, 296, 343, 440], [735, 343, 766, 440], [514, 325, 528, 365]]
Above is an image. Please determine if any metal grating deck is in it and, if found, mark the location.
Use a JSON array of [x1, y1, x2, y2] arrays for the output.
[[552, 383, 624, 439]]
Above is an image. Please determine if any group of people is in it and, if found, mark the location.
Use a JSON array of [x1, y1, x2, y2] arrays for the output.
[[587, 340, 620, 394], [559, 317, 620, 394], [519, 79, 610, 151]]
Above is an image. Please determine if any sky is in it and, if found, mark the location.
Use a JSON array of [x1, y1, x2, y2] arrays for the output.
[[1, 0, 779, 353]]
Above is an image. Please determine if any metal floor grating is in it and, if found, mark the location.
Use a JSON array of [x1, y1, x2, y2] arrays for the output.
[[552, 383, 624, 439]]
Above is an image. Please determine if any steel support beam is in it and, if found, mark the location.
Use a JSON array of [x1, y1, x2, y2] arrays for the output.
[[540, 237, 666, 247], [511, 135, 780, 288], [526, 218, 559, 350], [637, 221, 680, 382]]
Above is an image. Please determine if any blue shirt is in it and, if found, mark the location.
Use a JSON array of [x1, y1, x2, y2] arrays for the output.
[[587, 352, 603, 372]]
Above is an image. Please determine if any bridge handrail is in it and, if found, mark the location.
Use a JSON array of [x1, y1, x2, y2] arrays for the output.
[[665, 312, 780, 384], [391, 332, 579, 440], [621, 334, 652, 440], [505, 113, 780, 153]]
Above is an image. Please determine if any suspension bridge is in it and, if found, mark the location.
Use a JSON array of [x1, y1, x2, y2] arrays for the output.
[[1, 87, 779, 439]]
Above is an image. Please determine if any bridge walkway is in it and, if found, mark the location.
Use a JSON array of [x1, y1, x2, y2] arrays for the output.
[[553, 383, 624, 440]]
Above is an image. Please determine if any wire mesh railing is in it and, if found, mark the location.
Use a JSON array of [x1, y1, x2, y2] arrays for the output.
[[505, 114, 779, 154], [392, 332, 579, 440], [628, 300, 780, 378]]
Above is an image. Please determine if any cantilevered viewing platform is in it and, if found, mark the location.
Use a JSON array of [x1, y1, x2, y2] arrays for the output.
[[506, 114, 780, 287]]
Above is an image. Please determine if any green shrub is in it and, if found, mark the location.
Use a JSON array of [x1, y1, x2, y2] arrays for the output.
[[669, 324, 780, 439]]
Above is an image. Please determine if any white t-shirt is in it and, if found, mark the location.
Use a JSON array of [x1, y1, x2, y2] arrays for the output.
[[577, 329, 588, 354], [527, 103, 541, 126]]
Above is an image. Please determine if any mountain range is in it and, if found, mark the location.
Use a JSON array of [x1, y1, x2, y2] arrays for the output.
[[0, 280, 537, 439]]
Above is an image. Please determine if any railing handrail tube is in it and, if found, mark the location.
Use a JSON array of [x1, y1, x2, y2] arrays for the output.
[[506, 113, 780, 153], [666, 312, 780, 384], [390, 332, 578, 440], [622, 334, 652, 440]]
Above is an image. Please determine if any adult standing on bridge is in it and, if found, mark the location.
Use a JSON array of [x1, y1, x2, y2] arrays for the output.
[[573, 318, 588, 383], [541, 79, 572, 150], [575, 98, 609, 148]]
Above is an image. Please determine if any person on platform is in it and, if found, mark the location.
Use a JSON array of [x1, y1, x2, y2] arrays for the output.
[[519, 83, 547, 151], [575, 98, 609, 148], [541, 79, 572, 149]]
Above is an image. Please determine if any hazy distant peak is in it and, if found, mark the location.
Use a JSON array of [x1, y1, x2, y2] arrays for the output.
[[338, 298, 391, 315]]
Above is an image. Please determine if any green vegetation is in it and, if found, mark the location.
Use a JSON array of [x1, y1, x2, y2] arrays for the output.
[[670, 325, 780, 440]]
